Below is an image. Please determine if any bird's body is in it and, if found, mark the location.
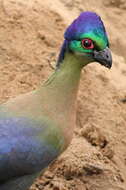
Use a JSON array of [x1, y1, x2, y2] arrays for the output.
[[0, 12, 112, 190], [0, 53, 81, 189]]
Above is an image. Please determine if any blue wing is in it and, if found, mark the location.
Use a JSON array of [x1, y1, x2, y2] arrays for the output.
[[0, 116, 59, 183]]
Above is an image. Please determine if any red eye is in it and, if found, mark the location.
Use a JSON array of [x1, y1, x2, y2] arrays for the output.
[[81, 38, 94, 49]]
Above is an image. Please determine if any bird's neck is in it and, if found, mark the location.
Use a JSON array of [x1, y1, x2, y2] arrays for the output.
[[37, 53, 83, 144], [40, 52, 83, 114]]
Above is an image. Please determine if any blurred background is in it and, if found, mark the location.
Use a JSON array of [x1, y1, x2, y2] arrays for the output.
[[0, 0, 126, 189]]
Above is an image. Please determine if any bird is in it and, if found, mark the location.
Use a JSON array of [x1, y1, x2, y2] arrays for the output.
[[0, 11, 112, 190]]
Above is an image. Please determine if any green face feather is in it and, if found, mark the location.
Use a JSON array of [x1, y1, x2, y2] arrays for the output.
[[57, 12, 112, 69], [69, 31, 108, 54], [65, 11, 109, 54], [69, 40, 92, 53]]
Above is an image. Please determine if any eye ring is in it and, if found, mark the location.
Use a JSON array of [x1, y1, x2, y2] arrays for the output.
[[81, 38, 94, 49]]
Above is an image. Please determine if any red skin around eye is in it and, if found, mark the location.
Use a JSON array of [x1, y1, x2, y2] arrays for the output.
[[81, 39, 94, 49]]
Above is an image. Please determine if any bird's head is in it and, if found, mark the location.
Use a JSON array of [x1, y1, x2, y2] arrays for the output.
[[57, 11, 112, 69]]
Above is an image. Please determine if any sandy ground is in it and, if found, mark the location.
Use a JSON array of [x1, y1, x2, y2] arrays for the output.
[[0, 0, 126, 189]]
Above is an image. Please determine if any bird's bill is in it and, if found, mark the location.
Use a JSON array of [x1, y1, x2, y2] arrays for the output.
[[93, 47, 112, 69]]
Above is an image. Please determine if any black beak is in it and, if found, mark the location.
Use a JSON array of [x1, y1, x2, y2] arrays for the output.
[[94, 47, 112, 69]]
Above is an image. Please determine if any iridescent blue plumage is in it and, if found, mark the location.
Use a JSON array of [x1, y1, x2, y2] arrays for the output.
[[65, 12, 108, 42], [0, 116, 62, 188], [57, 11, 109, 66]]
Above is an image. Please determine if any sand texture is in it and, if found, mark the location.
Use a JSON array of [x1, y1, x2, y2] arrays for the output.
[[0, 0, 126, 189]]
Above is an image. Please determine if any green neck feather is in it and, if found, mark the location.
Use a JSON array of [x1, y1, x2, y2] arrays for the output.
[[38, 53, 84, 124], [44, 53, 83, 87], [36, 53, 85, 145], [42, 53, 83, 106]]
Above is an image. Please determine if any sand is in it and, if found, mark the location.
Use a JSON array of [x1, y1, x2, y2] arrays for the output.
[[0, 0, 126, 189]]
